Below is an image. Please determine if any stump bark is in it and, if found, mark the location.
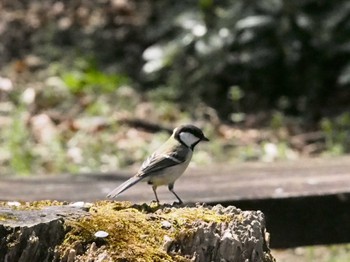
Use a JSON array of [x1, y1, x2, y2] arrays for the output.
[[0, 201, 275, 262]]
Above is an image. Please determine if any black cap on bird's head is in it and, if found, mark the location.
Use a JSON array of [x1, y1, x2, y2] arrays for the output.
[[173, 124, 209, 149]]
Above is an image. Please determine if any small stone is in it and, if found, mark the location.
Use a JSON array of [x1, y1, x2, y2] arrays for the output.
[[94, 230, 109, 238], [7, 201, 21, 207], [69, 201, 93, 211], [69, 201, 85, 208], [161, 220, 172, 229]]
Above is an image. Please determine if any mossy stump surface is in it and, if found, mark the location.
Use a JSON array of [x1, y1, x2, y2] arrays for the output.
[[0, 201, 275, 262]]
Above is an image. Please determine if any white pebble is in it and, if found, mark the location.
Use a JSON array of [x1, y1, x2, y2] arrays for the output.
[[69, 201, 85, 208], [94, 231, 109, 238], [7, 201, 21, 207], [161, 220, 172, 229]]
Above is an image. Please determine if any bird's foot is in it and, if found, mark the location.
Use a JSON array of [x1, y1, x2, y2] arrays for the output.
[[173, 201, 184, 206], [150, 200, 160, 207]]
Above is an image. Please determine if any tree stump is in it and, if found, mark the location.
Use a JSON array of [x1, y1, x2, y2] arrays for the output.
[[0, 201, 275, 262]]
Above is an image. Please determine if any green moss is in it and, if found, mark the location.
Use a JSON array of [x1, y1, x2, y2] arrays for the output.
[[57, 201, 233, 261], [0, 200, 64, 222], [0, 213, 17, 221], [0, 200, 64, 211]]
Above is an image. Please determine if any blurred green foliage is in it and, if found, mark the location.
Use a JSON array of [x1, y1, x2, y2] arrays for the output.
[[321, 113, 350, 155], [61, 58, 130, 94], [141, 0, 350, 120], [2, 0, 350, 122], [7, 108, 33, 175], [1, 0, 350, 175]]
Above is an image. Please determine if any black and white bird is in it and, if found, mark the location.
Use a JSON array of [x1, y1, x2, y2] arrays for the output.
[[107, 124, 209, 204]]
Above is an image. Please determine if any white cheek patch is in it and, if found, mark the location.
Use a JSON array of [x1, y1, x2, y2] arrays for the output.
[[179, 132, 200, 148]]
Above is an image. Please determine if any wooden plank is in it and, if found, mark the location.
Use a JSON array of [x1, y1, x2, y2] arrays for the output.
[[1, 156, 350, 203], [1, 156, 350, 248]]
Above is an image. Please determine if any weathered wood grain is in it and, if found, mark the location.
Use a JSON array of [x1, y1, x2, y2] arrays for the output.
[[0, 203, 275, 262], [0, 205, 88, 262]]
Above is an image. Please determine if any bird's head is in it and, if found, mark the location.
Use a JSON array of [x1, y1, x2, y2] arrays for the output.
[[173, 124, 209, 149]]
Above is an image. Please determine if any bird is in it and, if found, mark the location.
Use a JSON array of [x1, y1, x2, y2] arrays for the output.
[[107, 124, 209, 204]]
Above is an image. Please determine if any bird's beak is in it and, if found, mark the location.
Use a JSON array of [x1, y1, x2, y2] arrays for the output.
[[202, 136, 210, 142]]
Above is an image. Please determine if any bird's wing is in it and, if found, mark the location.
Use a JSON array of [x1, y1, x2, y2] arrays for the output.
[[137, 144, 189, 178]]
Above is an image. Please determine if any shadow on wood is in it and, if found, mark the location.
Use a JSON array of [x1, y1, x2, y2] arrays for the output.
[[215, 193, 350, 249]]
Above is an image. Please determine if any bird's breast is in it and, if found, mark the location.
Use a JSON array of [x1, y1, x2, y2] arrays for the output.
[[147, 155, 192, 186]]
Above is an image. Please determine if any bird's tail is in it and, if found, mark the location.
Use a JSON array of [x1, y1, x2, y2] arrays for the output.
[[107, 176, 144, 198]]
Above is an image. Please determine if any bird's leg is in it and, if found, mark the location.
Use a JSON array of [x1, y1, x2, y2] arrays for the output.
[[152, 185, 160, 204], [168, 183, 183, 204]]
